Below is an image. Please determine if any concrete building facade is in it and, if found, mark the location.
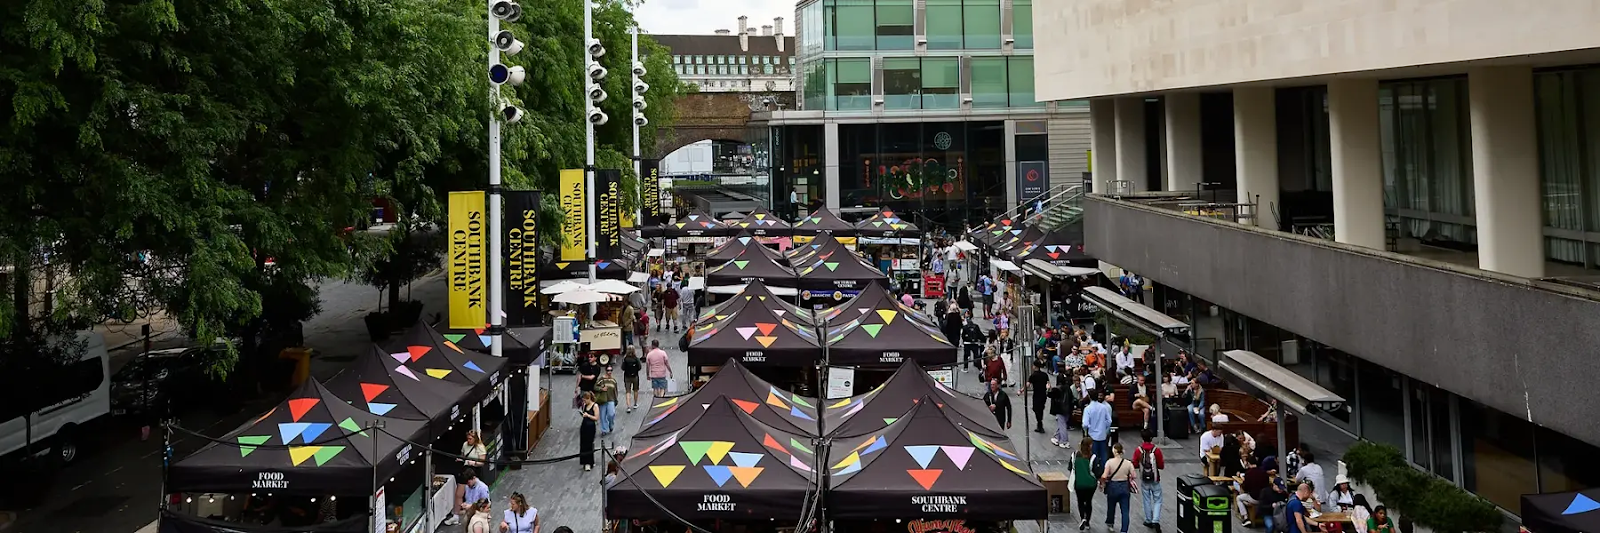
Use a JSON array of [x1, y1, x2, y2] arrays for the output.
[[1033, 0, 1600, 512]]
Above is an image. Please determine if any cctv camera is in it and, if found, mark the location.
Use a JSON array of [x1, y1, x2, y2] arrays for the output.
[[588, 87, 607, 103], [502, 104, 524, 124], [632, 62, 647, 77], [588, 63, 607, 81], [494, 31, 524, 55], [633, 115, 648, 127], [488, 64, 526, 86], [632, 98, 647, 111], [587, 38, 605, 58], [633, 81, 649, 94], [491, 0, 519, 20], [587, 108, 609, 126]]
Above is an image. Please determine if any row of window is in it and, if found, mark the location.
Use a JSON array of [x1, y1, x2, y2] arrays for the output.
[[799, 56, 1037, 111], [673, 54, 794, 66], [798, 0, 1033, 53], [675, 64, 787, 76]]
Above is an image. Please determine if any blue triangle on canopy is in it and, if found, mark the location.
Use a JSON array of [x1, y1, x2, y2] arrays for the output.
[[1565, 493, 1600, 514], [278, 422, 311, 443], [789, 405, 815, 421], [596, 261, 611, 270], [478, 335, 493, 347], [704, 465, 734, 487], [368, 403, 396, 416], [861, 435, 888, 455], [464, 360, 485, 373]]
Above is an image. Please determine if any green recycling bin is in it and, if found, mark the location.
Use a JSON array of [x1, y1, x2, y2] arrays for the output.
[[1193, 483, 1233, 533], [1174, 473, 1211, 533]]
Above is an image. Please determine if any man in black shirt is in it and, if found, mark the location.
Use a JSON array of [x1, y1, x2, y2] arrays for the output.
[[1028, 362, 1050, 432], [577, 352, 599, 393], [983, 378, 1012, 430], [961, 316, 984, 371]]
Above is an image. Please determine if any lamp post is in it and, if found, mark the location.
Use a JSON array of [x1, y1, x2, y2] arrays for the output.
[[487, 0, 529, 357], [584, 0, 603, 306]]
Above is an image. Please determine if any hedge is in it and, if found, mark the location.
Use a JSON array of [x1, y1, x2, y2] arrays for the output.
[[1341, 441, 1503, 533]]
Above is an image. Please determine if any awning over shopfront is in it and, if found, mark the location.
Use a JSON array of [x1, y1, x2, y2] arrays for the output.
[[990, 259, 1021, 272], [606, 396, 819, 520], [825, 399, 1047, 521], [634, 359, 820, 438], [953, 240, 979, 252], [706, 245, 798, 287], [1081, 286, 1188, 333], [168, 379, 426, 495], [627, 271, 650, 283], [822, 306, 955, 367], [646, 248, 665, 257], [1219, 350, 1345, 415], [728, 205, 792, 236], [823, 360, 1004, 439]]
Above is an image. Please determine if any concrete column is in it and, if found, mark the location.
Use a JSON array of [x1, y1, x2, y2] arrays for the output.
[[1164, 92, 1203, 191], [1004, 119, 1019, 207], [1469, 67, 1544, 278], [1089, 99, 1118, 193], [1328, 79, 1387, 249], [1234, 87, 1279, 227], [824, 122, 841, 209], [1114, 97, 1147, 193]]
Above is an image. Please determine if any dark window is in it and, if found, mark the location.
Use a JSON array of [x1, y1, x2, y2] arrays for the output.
[[1459, 399, 1536, 511]]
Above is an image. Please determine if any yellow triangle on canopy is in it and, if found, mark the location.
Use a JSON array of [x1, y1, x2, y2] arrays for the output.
[[425, 368, 452, 379], [649, 465, 685, 487], [755, 214, 766, 220], [755, 336, 778, 348], [706, 441, 736, 465], [831, 451, 861, 470], [759, 296, 767, 301], [829, 397, 852, 409], [289, 446, 323, 466], [654, 397, 680, 408], [556, 262, 569, 269], [876, 310, 898, 324]]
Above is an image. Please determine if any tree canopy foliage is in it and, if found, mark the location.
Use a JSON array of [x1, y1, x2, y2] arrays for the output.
[[0, 0, 683, 377]]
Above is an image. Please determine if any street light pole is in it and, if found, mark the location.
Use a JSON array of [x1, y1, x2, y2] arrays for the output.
[[631, 27, 642, 225], [488, 0, 505, 358], [584, 0, 598, 309]]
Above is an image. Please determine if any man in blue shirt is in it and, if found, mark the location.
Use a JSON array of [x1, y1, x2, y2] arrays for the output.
[[1286, 482, 1317, 533], [450, 468, 490, 525], [1081, 391, 1113, 461]]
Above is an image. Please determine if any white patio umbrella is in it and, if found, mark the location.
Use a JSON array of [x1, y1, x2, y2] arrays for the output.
[[589, 279, 641, 294], [540, 280, 589, 295], [552, 289, 612, 305]]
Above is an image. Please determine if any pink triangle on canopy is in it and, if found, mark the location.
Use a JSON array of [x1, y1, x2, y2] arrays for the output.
[[940, 446, 975, 470]]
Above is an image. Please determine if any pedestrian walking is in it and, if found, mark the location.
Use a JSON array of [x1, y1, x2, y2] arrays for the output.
[[662, 285, 680, 332], [645, 340, 672, 397], [1049, 374, 1071, 447], [1133, 429, 1166, 529], [621, 346, 642, 412], [982, 379, 1012, 430], [579, 392, 599, 471], [1027, 362, 1049, 433], [500, 492, 538, 533], [1082, 391, 1113, 462], [961, 317, 984, 372], [595, 366, 618, 435], [1100, 442, 1137, 533], [467, 498, 493, 533], [1073, 438, 1099, 530]]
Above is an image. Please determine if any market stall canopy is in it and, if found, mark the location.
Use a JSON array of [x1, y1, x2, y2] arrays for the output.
[[606, 396, 819, 520], [853, 209, 922, 238], [638, 224, 666, 239], [168, 379, 426, 495], [1522, 489, 1600, 533], [542, 256, 632, 280], [698, 280, 813, 325], [824, 360, 1005, 439], [996, 225, 1046, 258], [792, 248, 891, 293], [787, 232, 853, 265], [687, 297, 822, 369], [791, 208, 857, 236], [622, 231, 647, 252], [323, 345, 470, 436], [706, 233, 788, 268], [822, 306, 955, 367], [635, 359, 820, 438], [728, 206, 792, 236], [386, 324, 509, 408], [436, 324, 530, 356], [821, 283, 938, 328], [825, 399, 1046, 521], [665, 211, 734, 238], [1009, 227, 1092, 266], [705, 246, 798, 288], [975, 218, 1020, 246]]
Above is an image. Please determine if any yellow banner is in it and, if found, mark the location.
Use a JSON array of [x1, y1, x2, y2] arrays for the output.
[[559, 169, 587, 262], [793, 235, 858, 245], [447, 191, 487, 329]]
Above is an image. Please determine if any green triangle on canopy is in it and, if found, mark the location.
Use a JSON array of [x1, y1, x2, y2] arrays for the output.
[[861, 324, 883, 337], [313, 445, 347, 466], [882, 418, 898, 425], [824, 262, 839, 271], [443, 333, 466, 343], [790, 395, 814, 408], [734, 260, 749, 269], [238, 435, 271, 457], [339, 417, 366, 437], [790, 438, 814, 454], [680, 441, 713, 465]]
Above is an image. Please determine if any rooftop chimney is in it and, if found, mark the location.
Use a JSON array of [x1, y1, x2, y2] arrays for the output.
[[774, 17, 785, 52], [738, 16, 749, 51], [714, 29, 731, 35], [761, 25, 773, 36]]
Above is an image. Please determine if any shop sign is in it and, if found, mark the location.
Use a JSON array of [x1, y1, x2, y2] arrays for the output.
[[489, 370, 502, 388], [697, 494, 736, 512], [911, 495, 968, 514], [742, 351, 767, 363], [826, 366, 855, 399], [678, 236, 714, 244], [879, 351, 903, 364], [395, 444, 413, 465], [832, 280, 858, 289], [926, 369, 954, 386], [558, 170, 587, 262], [252, 471, 289, 489], [907, 519, 974, 533]]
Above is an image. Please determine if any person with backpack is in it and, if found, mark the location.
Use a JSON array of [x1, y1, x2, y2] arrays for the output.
[[620, 346, 643, 412], [1072, 437, 1100, 530], [1132, 429, 1166, 529], [1099, 442, 1138, 533]]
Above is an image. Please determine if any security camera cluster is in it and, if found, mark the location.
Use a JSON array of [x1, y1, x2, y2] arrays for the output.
[[586, 38, 611, 125], [490, 0, 527, 123], [631, 61, 649, 127]]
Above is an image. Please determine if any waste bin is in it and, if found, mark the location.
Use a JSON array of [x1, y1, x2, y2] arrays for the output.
[[1193, 484, 1233, 533], [1174, 473, 1211, 533]]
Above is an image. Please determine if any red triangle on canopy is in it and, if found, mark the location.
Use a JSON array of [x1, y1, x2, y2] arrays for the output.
[[762, 433, 790, 454], [731, 399, 760, 414], [908, 469, 943, 490], [287, 398, 320, 422], [755, 323, 777, 336], [360, 383, 390, 402], [406, 345, 430, 361]]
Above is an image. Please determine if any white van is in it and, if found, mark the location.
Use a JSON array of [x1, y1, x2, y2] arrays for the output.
[[0, 331, 111, 464]]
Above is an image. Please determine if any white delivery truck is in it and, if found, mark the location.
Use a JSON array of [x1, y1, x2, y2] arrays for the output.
[[0, 331, 111, 464]]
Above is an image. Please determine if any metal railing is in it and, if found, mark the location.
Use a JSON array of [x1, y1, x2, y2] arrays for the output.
[[995, 183, 1083, 224]]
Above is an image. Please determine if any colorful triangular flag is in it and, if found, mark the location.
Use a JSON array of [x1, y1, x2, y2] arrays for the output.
[[237, 435, 271, 457], [703, 465, 734, 486], [940, 446, 975, 470], [908, 469, 943, 490], [905, 445, 940, 469], [360, 383, 389, 402], [728, 466, 764, 488], [288, 446, 322, 466], [287, 398, 319, 422], [650, 465, 685, 487]]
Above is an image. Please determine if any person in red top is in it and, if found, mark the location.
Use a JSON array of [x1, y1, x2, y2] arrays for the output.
[[1132, 429, 1166, 529], [983, 349, 1007, 387], [660, 287, 680, 333]]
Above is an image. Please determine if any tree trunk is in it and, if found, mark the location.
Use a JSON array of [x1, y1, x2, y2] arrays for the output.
[[388, 280, 402, 311]]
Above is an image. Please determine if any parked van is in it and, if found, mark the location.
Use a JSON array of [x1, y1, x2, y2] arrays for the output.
[[0, 331, 110, 464]]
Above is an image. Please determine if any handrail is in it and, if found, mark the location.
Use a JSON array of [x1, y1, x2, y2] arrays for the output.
[[996, 183, 1082, 224]]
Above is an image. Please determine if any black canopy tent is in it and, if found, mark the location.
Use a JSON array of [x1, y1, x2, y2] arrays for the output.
[[322, 345, 470, 438], [705, 233, 789, 268], [821, 282, 938, 328], [822, 306, 956, 367], [994, 225, 1046, 259], [792, 251, 891, 294], [787, 232, 855, 267], [167, 379, 426, 495], [385, 324, 510, 411], [635, 359, 820, 438], [824, 360, 1005, 439], [1008, 226, 1093, 267], [791, 208, 858, 237], [696, 280, 814, 325], [705, 246, 798, 288], [665, 211, 735, 238], [853, 210, 923, 238], [541, 257, 633, 280], [825, 399, 1046, 521], [605, 396, 819, 520], [1523, 489, 1600, 533], [435, 323, 535, 362], [686, 296, 823, 369], [727, 206, 792, 236]]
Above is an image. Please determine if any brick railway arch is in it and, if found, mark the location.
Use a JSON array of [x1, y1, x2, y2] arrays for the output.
[[650, 92, 794, 159]]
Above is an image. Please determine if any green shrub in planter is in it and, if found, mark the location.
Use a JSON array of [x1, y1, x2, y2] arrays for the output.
[[1343, 441, 1408, 483], [1410, 478, 1502, 533], [1343, 441, 1502, 533], [1365, 464, 1431, 515]]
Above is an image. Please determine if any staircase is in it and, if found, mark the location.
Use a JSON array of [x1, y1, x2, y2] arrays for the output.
[[1020, 186, 1086, 232]]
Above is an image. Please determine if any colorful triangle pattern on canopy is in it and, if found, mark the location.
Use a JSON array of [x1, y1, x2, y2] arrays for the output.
[[853, 209, 922, 238], [606, 396, 819, 520], [729, 206, 792, 236], [435, 322, 531, 357], [793, 243, 890, 292], [705, 245, 798, 288], [688, 292, 822, 368], [665, 211, 733, 238], [1009, 226, 1093, 266], [823, 359, 1005, 439], [789, 208, 857, 236], [167, 379, 426, 495], [822, 282, 938, 328], [635, 359, 821, 438], [825, 398, 1045, 521], [387, 323, 509, 407], [822, 303, 955, 367], [322, 345, 470, 437], [705, 230, 788, 267], [696, 279, 813, 325]]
